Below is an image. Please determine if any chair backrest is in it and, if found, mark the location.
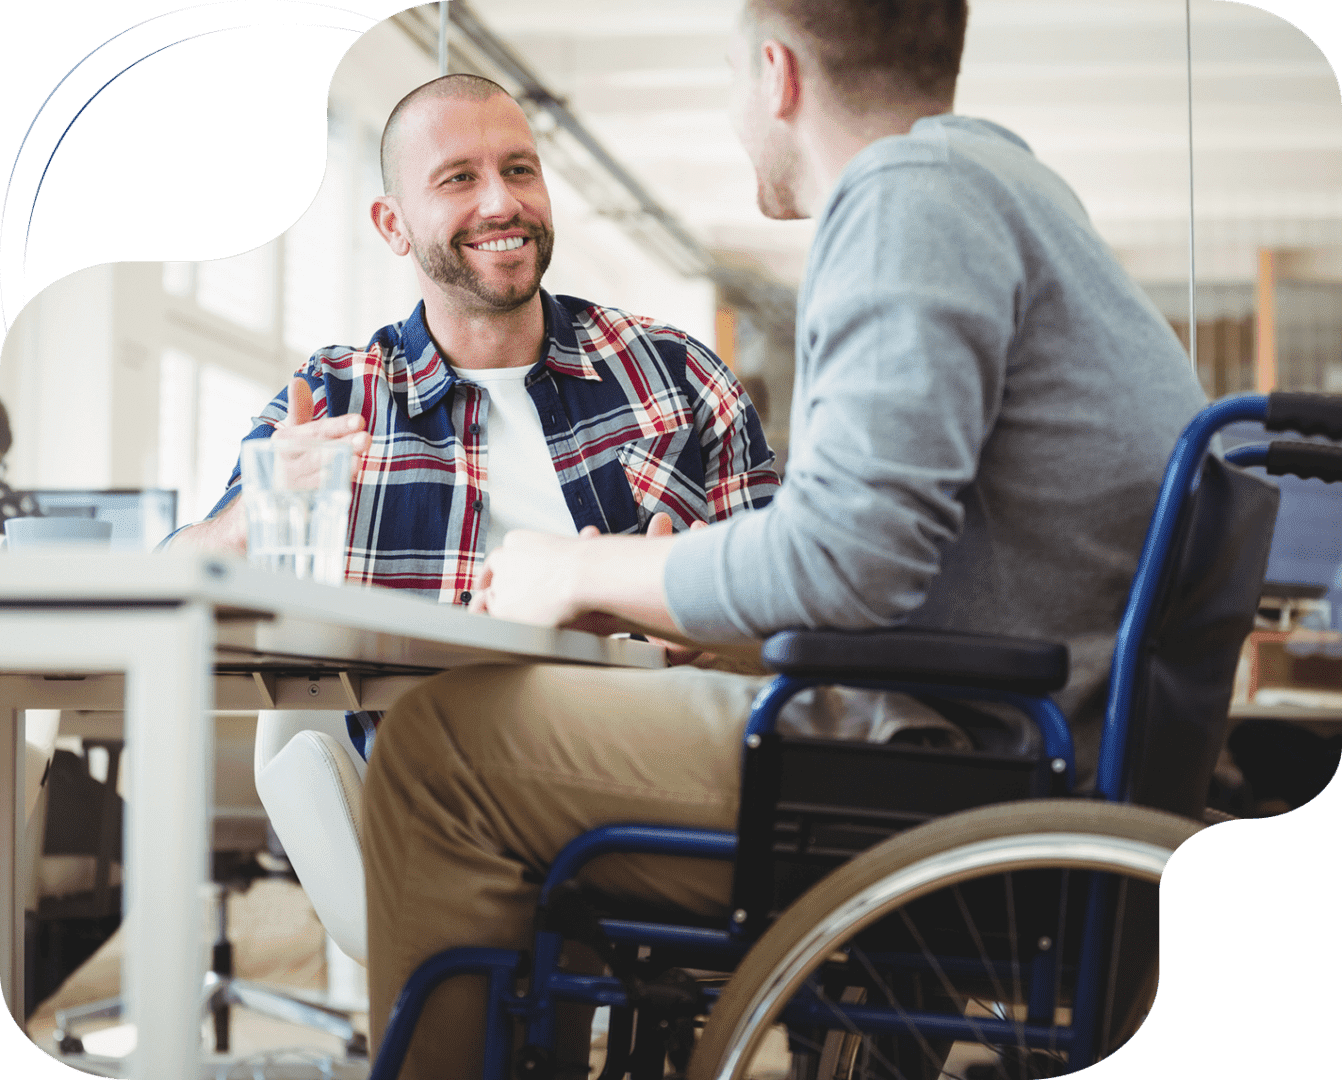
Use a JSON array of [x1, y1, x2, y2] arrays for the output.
[[253, 709, 365, 784], [1120, 454, 1279, 818], [253, 710, 368, 963]]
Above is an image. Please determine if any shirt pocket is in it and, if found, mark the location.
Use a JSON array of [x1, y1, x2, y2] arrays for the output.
[[614, 423, 708, 531]]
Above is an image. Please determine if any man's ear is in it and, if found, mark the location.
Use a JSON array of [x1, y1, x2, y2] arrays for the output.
[[371, 196, 411, 257], [760, 39, 802, 121]]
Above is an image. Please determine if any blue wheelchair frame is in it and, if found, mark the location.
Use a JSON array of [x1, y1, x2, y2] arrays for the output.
[[368, 393, 1279, 1080]]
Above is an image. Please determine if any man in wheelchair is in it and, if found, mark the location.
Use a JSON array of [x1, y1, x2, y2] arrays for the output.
[[362, 0, 1218, 1076]]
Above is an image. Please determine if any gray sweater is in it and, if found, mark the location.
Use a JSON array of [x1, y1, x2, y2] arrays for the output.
[[664, 115, 1208, 776]]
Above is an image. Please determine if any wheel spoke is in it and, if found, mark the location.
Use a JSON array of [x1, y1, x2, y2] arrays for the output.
[[1048, 869, 1069, 1056], [843, 950, 980, 1080], [806, 975, 913, 1080], [951, 882, 1024, 1063], [1004, 870, 1024, 1056], [860, 924, 1003, 1080], [952, 884, 1011, 1007], [690, 802, 1197, 1080], [1099, 873, 1130, 1056]]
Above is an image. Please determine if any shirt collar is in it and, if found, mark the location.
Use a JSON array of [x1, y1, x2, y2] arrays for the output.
[[539, 291, 602, 382], [397, 301, 453, 418], [397, 291, 600, 417]]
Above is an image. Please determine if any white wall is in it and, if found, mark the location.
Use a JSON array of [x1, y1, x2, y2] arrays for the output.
[[0, 265, 115, 489]]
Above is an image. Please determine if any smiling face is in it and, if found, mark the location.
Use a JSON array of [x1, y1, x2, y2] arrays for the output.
[[385, 92, 555, 313]]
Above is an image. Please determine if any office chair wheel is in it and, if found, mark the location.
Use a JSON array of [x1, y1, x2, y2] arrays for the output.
[[56, 1033, 85, 1056], [689, 800, 1203, 1080], [346, 1032, 369, 1058]]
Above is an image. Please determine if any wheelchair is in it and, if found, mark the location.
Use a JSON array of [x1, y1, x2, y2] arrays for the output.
[[368, 391, 1342, 1080]]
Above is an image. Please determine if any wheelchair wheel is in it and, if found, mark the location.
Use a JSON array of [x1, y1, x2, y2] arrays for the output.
[[689, 800, 1203, 1080]]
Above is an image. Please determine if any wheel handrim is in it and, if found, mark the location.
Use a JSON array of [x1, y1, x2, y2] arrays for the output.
[[712, 832, 1173, 1080]]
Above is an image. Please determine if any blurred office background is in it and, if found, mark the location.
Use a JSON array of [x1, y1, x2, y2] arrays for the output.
[[1, 0, 1339, 1071], [3, 0, 1339, 504]]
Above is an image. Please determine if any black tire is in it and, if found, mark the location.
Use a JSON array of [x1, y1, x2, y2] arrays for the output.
[[689, 800, 1203, 1080]]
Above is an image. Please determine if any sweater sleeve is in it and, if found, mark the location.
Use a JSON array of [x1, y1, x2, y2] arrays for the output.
[[664, 156, 1024, 641]]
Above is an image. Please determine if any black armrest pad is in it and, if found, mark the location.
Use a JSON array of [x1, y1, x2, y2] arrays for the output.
[[760, 627, 1070, 696]]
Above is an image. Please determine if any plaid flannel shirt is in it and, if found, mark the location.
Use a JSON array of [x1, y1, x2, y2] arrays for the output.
[[207, 290, 779, 757]]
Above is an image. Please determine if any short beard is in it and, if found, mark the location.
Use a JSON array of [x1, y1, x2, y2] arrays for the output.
[[411, 216, 555, 312]]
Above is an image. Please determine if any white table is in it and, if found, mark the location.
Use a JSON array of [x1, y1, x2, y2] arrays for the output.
[[0, 551, 663, 1078]]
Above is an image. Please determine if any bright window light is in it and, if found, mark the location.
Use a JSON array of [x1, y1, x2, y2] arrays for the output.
[[162, 261, 194, 298], [196, 243, 276, 334], [285, 116, 355, 354], [158, 348, 197, 514], [194, 365, 272, 523]]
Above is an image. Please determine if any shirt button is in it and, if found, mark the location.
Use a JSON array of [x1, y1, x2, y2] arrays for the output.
[[460, 590, 472, 604], [575, 495, 584, 507], [468, 423, 480, 435], [548, 414, 557, 426], [472, 499, 483, 511]]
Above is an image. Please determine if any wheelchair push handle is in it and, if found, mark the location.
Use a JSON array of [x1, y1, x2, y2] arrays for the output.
[[1265, 391, 1342, 441], [1265, 440, 1342, 484]]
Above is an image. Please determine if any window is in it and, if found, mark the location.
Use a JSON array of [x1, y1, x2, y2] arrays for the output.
[[284, 115, 357, 354], [154, 106, 419, 525], [158, 350, 272, 523]]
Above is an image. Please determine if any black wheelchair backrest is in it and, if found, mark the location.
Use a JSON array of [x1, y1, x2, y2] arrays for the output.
[[1122, 454, 1278, 818]]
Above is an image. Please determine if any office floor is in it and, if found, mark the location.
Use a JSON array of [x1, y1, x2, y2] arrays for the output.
[[25, 878, 370, 1079]]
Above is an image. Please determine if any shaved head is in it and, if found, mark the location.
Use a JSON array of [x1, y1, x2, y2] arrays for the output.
[[380, 74, 512, 195]]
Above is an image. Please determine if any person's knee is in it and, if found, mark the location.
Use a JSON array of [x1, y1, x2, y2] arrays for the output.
[[371, 670, 464, 767]]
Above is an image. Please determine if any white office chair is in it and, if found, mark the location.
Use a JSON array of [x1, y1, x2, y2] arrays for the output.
[[24, 709, 62, 823], [54, 710, 369, 1059], [253, 710, 368, 964]]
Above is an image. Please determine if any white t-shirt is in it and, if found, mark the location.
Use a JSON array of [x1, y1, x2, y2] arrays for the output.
[[457, 364, 578, 553]]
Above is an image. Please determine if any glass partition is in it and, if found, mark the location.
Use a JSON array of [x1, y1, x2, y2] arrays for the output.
[[1189, 0, 1342, 708]]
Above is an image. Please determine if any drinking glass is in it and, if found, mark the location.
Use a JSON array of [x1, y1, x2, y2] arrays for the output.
[[241, 439, 352, 585]]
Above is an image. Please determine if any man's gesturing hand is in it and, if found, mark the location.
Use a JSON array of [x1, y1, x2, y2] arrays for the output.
[[171, 378, 370, 555], [272, 377, 372, 456]]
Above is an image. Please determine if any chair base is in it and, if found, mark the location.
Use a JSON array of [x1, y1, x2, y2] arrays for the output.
[[52, 974, 367, 1060]]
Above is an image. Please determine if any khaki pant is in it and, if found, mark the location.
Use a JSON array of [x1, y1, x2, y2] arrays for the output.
[[363, 663, 768, 1079]]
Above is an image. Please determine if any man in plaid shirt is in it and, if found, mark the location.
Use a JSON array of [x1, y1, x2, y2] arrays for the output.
[[173, 75, 778, 756]]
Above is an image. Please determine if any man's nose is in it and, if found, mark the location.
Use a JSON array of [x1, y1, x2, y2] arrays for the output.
[[476, 171, 524, 220]]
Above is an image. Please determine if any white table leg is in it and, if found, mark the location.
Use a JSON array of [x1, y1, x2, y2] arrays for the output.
[[0, 693, 22, 1025], [120, 604, 213, 1080], [0, 606, 214, 1078]]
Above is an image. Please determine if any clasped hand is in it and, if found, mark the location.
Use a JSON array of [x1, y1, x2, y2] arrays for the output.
[[468, 511, 706, 664]]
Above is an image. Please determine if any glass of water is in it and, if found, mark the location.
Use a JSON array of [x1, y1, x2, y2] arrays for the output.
[[241, 439, 352, 585]]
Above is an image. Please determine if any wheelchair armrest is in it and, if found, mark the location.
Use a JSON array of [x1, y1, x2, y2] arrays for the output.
[[760, 627, 1069, 696]]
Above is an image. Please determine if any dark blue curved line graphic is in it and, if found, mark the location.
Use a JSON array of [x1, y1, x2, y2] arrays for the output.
[[0, 2, 246, 328], [0, 0, 370, 324], [23, 26, 252, 269]]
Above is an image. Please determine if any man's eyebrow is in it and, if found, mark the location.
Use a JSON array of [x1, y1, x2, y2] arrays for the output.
[[428, 156, 476, 183], [426, 149, 540, 183]]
